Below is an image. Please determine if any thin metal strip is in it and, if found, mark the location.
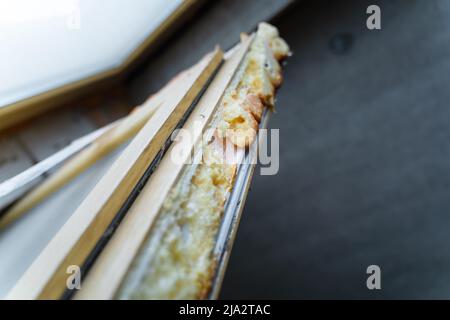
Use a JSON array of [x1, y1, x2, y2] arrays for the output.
[[0, 123, 115, 211], [209, 108, 272, 299]]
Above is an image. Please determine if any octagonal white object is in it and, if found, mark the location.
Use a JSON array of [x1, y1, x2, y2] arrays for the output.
[[0, 0, 185, 107]]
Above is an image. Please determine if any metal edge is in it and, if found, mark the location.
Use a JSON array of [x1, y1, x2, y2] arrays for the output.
[[208, 108, 272, 299]]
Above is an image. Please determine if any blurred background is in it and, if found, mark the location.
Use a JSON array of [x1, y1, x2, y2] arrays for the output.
[[221, 0, 450, 299], [2, 0, 450, 299]]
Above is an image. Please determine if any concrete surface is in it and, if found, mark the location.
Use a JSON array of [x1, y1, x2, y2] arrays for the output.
[[220, 0, 450, 299]]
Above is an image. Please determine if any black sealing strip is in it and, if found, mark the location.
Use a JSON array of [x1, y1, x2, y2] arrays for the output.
[[0, 199, 18, 219], [61, 60, 223, 300]]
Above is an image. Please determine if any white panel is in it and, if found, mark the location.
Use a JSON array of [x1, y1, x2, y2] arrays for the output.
[[0, 0, 184, 107]]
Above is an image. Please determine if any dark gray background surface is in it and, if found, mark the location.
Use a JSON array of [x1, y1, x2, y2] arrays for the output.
[[129, 0, 450, 299]]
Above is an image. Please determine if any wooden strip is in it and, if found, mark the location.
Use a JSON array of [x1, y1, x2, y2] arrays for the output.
[[6, 48, 223, 300], [0, 63, 196, 230], [74, 37, 252, 300]]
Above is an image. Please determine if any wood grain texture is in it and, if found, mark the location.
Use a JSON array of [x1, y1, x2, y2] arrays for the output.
[[6, 48, 223, 300], [74, 38, 252, 300]]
